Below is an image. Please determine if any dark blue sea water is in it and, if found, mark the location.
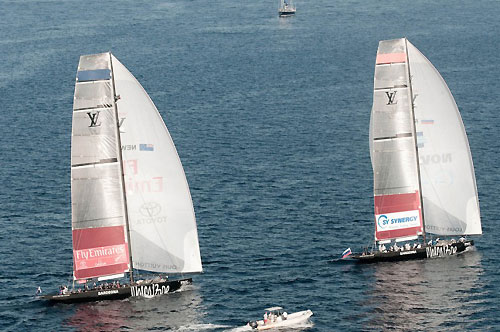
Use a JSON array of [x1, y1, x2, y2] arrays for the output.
[[1, 0, 500, 331]]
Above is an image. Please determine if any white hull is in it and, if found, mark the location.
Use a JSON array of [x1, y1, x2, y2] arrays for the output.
[[249, 310, 313, 330]]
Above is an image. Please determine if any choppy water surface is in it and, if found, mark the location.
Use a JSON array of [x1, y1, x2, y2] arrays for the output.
[[1, 0, 500, 331]]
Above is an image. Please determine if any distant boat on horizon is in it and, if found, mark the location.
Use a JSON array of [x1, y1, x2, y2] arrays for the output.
[[42, 52, 202, 303], [349, 38, 482, 263], [279, 0, 296, 16]]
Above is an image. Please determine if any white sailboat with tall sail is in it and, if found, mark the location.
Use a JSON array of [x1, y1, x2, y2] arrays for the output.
[[43, 52, 202, 302], [350, 38, 481, 262], [279, 0, 296, 16]]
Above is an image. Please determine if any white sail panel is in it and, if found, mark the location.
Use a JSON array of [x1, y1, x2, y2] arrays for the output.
[[71, 53, 130, 280], [408, 41, 481, 235], [78, 53, 112, 71], [71, 164, 125, 229], [74, 81, 113, 110], [72, 107, 118, 166], [371, 39, 423, 241], [112, 55, 202, 274]]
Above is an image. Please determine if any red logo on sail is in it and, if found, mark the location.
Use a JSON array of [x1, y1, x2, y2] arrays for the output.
[[74, 244, 128, 270], [73, 225, 130, 280]]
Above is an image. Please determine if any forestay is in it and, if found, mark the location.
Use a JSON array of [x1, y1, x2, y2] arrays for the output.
[[408, 41, 481, 236], [112, 55, 202, 274]]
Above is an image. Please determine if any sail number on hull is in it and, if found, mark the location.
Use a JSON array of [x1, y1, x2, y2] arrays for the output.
[[426, 245, 458, 258], [131, 283, 170, 297]]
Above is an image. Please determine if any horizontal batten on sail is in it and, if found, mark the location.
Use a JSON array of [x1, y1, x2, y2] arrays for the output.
[[374, 85, 408, 91], [72, 216, 123, 224], [77, 69, 112, 82], [73, 104, 113, 112], [376, 52, 407, 64], [73, 106, 112, 113], [71, 158, 118, 168], [373, 133, 412, 141]]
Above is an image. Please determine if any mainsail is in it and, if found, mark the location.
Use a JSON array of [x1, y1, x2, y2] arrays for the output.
[[370, 39, 423, 241], [71, 53, 202, 281], [370, 38, 481, 242], [72, 53, 130, 280]]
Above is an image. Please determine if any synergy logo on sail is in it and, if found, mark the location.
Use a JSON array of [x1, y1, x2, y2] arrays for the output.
[[374, 192, 423, 241], [376, 210, 420, 231]]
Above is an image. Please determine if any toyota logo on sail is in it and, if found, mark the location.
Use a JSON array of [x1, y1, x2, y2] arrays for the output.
[[139, 202, 161, 217]]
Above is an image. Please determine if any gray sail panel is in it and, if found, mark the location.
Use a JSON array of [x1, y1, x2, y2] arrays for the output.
[[71, 107, 118, 166], [377, 38, 406, 54], [372, 138, 419, 196], [371, 88, 412, 138], [407, 41, 482, 235], [77, 53, 111, 71], [371, 39, 419, 197], [374, 63, 407, 90], [74, 81, 113, 110], [111, 55, 202, 274], [71, 164, 126, 230], [71, 53, 127, 231]]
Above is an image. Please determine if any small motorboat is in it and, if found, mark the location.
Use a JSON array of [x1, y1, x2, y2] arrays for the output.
[[247, 307, 313, 330]]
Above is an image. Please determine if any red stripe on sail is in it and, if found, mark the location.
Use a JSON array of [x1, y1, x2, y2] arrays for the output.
[[374, 192, 420, 214], [73, 226, 130, 280], [374, 192, 423, 241], [376, 52, 407, 64]]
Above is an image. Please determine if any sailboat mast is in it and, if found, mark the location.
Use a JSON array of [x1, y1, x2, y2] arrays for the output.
[[404, 38, 427, 244], [109, 52, 135, 284]]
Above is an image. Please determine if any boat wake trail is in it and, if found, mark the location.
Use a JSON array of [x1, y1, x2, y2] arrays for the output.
[[177, 323, 233, 331], [329, 257, 353, 264], [223, 326, 252, 332]]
